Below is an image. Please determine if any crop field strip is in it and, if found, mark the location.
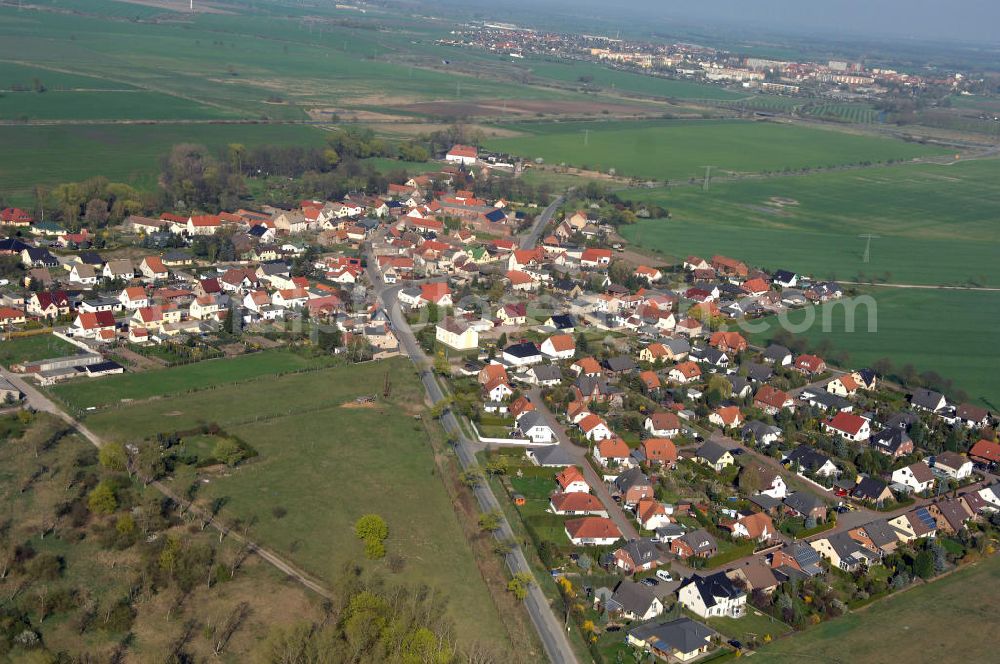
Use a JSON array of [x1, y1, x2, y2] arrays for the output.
[[486, 118, 947, 182]]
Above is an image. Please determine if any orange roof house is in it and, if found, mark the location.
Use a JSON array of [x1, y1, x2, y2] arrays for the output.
[[641, 438, 677, 467]]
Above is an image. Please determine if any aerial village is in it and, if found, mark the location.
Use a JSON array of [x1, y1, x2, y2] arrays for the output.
[[2, 142, 999, 662]]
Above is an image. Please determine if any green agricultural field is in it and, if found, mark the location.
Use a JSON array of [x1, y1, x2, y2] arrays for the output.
[[527, 59, 748, 101], [0, 2, 585, 124], [0, 333, 81, 367], [619, 158, 1000, 286], [83, 357, 511, 651], [742, 288, 1000, 409], [0, 90, 236, 121], [49, 349, 333, 411], [486, 120, 945, 182], [759, 555, 1000, 662], [0, 123, 325, 205], [0, 60, 138, 90]]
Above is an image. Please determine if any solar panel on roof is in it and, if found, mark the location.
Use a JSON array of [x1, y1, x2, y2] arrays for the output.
[[913, 507, 936, 529]]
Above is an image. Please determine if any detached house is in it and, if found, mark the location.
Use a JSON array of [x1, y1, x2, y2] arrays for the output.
[[613, 540, 662, 575], [118, 287, 148, 310], [678, 573, 746, 619], [892, 462, 936, 494], [556, 466, 590, 494], [72, 310, 116, 342], [641, 438, 677, 468], [515, 411, 556, 444], [103, 259, 135, 281], [754, 385, 794, 414], [564, 517, 621, 546], [671, 529, 717, 559], [540, 334, 576, 360], [549, 492, 607, 517], [644, 412, 680, 437], [28, 291, 71, 318], [823, 412, 871, 442], [614, 467, 654, 507], [794, 354, 826, 375], [139, 256, 169, 281], [668, 361, 701, 384], [695, 441, 735, 472], [709, 406, 743, 430], [931, 452, 973, 480], [730, 512, 777, 544], [607, 579, 664, 621], [593, 436, 630, 466]]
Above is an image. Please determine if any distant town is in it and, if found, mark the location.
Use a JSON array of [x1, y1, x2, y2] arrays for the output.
[[441, 22, 984, 107]]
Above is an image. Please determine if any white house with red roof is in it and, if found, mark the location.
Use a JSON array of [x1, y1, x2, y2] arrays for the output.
[[823, 412, 871, 442], [593, 437, 632, 467], [445, 144, 478, 166], [556, 466, 590, 494], [139, 256, 168, 281], [579, 414, 613, 442], [540, 334, 575, 360], [72, 310, 116, 341], [118, 286, 149, 310], [565, 517, 621, 546]]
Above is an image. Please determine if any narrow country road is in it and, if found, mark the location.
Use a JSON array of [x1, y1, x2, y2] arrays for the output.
[[365, 264, 579, 662], [521, 196, 565, 250]]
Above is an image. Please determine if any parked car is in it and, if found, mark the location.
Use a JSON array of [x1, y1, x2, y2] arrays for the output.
[[640, 577, 659, 587], [655, 570, 674, 582]]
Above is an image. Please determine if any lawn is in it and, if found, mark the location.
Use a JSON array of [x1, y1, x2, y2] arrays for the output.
[[742, 288, 1000, 409], [0, 332, 82, 367], [706, 607, 793, 642], [619, 158, 1000, 286], [82, 357, 511, 651], [0, 123, 326, 205], [486, 120, 945, 182], [758, 554, 1000, 663], [49, 349, 334, 412]]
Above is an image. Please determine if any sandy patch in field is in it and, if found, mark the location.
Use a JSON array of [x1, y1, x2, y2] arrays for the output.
[[164, 410, 183, 416], [340, 399, 377, 409], [394, 98, 658, 118], [117, 0, 232, 13]]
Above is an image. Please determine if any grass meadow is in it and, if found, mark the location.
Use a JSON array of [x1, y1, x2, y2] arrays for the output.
[[487, 119, 945, 181], [49, 349, 334, 411], [758, 554, 1000, 662], [81, 356, 510, 650]]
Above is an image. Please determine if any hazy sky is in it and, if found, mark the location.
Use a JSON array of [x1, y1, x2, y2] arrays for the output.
[[489, 0, 1000, 45]]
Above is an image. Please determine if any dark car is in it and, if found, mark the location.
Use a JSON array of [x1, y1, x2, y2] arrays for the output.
[[640, 577, 659, 587], [728, 640, 743, 650]]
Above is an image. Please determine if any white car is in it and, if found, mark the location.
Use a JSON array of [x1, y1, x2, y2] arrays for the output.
[[655, 570, 673, 582]]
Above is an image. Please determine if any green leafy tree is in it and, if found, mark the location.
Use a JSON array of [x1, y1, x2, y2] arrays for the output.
[[88, 481, 118, 515], [98, 442, 128, 472], [213, 437, 245, 466]]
